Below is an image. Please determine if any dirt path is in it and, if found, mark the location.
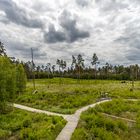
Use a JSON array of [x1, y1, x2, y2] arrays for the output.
[[102, 113, 136, 123]]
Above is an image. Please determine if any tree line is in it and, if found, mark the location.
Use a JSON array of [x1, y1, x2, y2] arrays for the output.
[[23, 53, 139, 81]]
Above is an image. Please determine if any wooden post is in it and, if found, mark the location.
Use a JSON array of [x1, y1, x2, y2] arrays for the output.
[[31, 48, 35, 91]]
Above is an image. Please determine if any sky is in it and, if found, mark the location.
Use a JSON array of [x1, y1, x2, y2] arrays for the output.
[[0, 0, 140, 67]]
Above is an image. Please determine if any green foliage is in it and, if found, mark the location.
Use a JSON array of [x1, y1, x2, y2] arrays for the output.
[[0, 57, 16, 113], [72, 100, 140, 140], [0, 129, 10, 138], [72, 108, 139, 140], [16, 87, 98, 114], [0, 56, 27, 114], [16, 64, 27, 93], [95, 99, 140, 119], [0, 109, 66, 140], [71, 128, 89, 140], [16, 78, 140, 114], [136, 111, 140, 129], [0, 57, 16, 100]]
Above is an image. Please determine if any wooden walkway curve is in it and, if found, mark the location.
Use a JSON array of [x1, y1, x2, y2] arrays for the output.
[[13, 99, 139, 140]]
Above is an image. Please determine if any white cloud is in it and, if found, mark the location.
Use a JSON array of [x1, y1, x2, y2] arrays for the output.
[[0, 0, 140, 66]]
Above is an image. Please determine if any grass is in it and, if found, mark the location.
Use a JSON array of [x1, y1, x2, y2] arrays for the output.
[[1, 78, 140, 139], [72, 99, 140, 140], [95, 99, 140, 120], [0, 108, 66, 140], [16, 78, 140, 114]]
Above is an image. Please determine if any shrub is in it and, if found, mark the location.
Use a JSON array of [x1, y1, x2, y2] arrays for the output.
[[20, 128, 35, 140], [0, 57, 16, 113], [0, 129, 10, 139], [23, 118, 32, 128], [16, 64, 27, 93], [117, 121, 128, 131], [71, 128, 88, 140]]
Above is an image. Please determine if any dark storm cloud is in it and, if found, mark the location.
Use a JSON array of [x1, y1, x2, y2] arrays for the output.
[[60, 10, 90, 42], [76, 0, 91, 7], [44, 24, 66, 43], [116, 35, 140, 49], [44, 10, 90, 43], [115, 23, 140, 62], [1, 37, 46, 61], [126, 42, 140, 62], [126, 51, 140, 61], [115, 26, 140, 49], [0, 0, 43, 28]]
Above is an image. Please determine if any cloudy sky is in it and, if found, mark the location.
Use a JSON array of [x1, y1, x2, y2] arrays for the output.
[[0, 0, 140, 66]]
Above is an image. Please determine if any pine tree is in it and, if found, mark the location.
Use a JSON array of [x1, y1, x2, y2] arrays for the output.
[[91, 53, 99, 79]]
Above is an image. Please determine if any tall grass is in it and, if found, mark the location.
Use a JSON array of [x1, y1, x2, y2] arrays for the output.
[[15, 78, 140, 114], [0, 109, 66, 140]]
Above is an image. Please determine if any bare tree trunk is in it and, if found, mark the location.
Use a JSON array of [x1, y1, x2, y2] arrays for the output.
[[32, 71, 35, 90], [47, 72, 50, 88], [31, 48, 36, 91], [77, 67, 80, 84], [61, 70, 63, 85], [59, 66, 62, 85], [131, 67, 134, 91], [132, 80, 134, 91], [95, 64, 96, 80]]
